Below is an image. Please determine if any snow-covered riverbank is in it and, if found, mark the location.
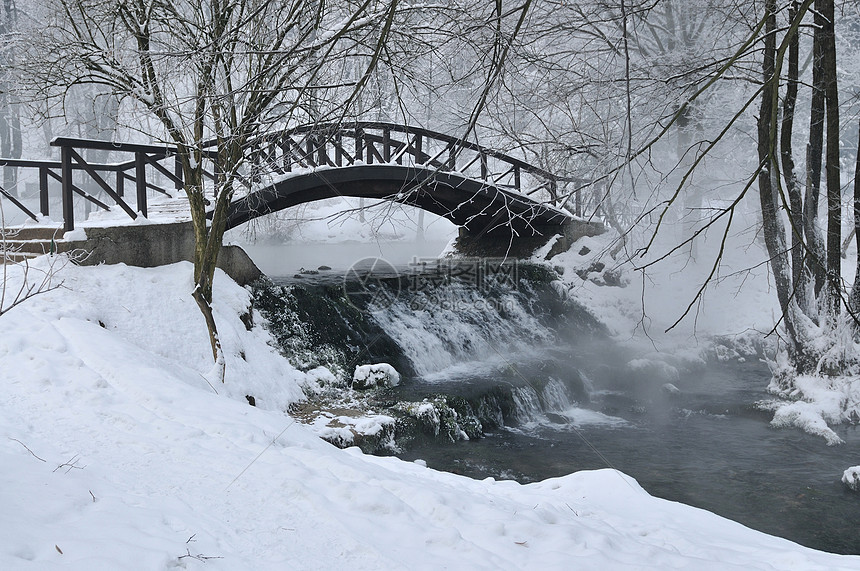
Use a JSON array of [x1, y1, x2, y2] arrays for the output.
[[1, 257, 858, 569]]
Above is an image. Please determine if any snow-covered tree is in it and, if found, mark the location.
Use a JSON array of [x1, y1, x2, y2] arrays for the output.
[[28, 0, 437, 380]]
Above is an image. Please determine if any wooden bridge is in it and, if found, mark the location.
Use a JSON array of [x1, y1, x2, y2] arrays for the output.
[[0, 122, 594, 240]]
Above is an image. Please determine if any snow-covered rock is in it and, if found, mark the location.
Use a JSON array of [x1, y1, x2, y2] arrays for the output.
[[626, 358, 680, 384], [352, 363, 401, 389], [842, 466, 860, 492]]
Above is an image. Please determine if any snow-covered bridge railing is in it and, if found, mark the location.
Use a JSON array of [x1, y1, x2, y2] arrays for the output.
[[244, 122, 589, 214], [0, 138, 216, 231], [0, 123, 592, 235]]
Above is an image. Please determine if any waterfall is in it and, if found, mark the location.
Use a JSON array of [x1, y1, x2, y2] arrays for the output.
[[370, 283, 554, 377], [254, 262, 608, 447], [511, 386, 545, 424], [542, 378, 574, 411]]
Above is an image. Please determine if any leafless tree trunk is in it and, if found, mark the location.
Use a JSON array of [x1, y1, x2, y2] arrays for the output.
[[780, 0, 808, 315], [757, 0, 808, 369], [819, 0, 841, 317], [804, 0, 827, 299], [851, 118, 860, 312]]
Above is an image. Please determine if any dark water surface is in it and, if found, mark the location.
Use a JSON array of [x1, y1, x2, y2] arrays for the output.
[[397, 361, 860, 555]]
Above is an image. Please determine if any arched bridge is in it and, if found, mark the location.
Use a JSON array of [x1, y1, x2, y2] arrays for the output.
[[227, 123, 588, 237], [0, 122, 596, 243]]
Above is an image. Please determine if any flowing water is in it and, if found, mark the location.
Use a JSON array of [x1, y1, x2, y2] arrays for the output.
[[397, 357, 860, 555], [257, 261, 860, 555]]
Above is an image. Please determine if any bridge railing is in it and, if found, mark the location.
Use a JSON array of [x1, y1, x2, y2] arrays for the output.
[[0, 123, 593, 231], [244, 122, 592, 216], [0, 139, 220, 231]]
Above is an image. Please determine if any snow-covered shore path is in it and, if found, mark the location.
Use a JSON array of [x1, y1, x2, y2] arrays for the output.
[[1, 258, 857, 569]]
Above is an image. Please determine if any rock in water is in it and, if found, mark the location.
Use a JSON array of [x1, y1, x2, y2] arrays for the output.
[[842, 466, 860, 491], [352, 363, 401, 390]]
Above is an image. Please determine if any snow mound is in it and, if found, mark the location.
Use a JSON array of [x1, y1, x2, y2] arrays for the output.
[[842, 466, 860, 492], [352, 363, 401, 389], [764, 372, 860, 445]]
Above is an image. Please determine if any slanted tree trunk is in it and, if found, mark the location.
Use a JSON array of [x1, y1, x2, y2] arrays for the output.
[[181, 145, 234, 382], [186, 167, 225, 375], [758, 0, 809, 370], [0, 95, 20, 194], [780, 0, 808, 315], [0, 0, 20, 196]]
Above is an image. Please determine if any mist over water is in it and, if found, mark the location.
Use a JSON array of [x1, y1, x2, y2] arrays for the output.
[[397, 335, 860, 556], [238, 239, 454, 275]]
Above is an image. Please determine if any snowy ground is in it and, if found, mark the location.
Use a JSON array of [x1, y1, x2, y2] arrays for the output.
[[2, 256, 859, 568]]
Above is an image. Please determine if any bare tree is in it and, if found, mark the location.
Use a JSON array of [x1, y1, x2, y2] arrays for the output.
[[28, 0, 440, 380], [481, 0, 858, 380], [625, 0, 856, 376]]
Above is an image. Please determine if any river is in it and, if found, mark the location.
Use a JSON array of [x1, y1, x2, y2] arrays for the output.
[[395, 356, 860, 555], [251, 246, 860, 555]]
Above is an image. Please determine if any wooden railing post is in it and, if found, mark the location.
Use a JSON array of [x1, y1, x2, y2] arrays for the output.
[[513, 165, 521, 192], [394, 131, 403, 165], [414, 134, 422, 165], [60, 145, 74, 231], [448, 144, 456, 170], [283, 138, 292, 172], [355, 128, 364, 163], [317, 136, 326, 166], [266, 140, 276, 172], [335, 132, 343, 167], [116, 171, 124, 198], [174, 155, 183, 193], [306, 136, 316, 167], [135, 152, 147, 217], [480, 153, 488, 181], [39, 166, 49, 216], [383, 128, 391, 162]]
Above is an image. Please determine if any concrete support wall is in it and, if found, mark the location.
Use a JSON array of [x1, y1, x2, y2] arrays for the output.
[[62, 217, 600, 282], [455, 219, 605, 259], [66, 222, 262, 285]]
